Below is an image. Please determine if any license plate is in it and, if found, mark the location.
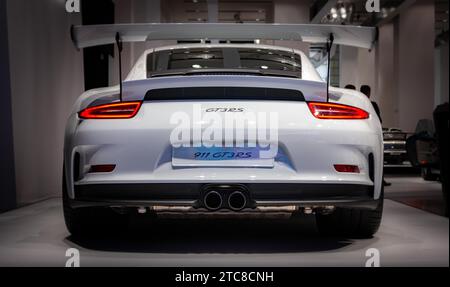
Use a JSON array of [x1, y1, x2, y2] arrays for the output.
[[173, 147, 260, 161], [172, 146, 275, 167]]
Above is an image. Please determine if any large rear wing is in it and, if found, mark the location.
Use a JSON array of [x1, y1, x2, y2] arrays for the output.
[[71, 23, 377, 50]]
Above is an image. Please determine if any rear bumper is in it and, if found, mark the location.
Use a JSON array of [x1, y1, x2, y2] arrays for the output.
[[64, 100, 384, 202], [70, 182, 378, 210]]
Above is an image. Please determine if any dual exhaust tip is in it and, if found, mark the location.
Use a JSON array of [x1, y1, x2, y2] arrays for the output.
[[203, 190, 247, 211]]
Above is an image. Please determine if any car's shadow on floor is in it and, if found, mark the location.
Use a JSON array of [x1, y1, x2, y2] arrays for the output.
[[66, 214, 363, 254]]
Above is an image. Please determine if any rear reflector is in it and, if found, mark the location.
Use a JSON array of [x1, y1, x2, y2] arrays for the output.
[[308, 102, 369, 119], [79, 101, 142, 119], [334, 164, 360, 173], [89, 164, 116, 173]]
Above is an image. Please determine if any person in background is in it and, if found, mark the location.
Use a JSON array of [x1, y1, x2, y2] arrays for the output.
[[345, 84, 356, 90], [360, 84, 391, 187], [234, 13, 244, 24], [360, 85, 382, 122]]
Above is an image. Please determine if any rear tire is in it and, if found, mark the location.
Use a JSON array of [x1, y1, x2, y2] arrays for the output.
[[62, 167, 129, 238], [315, 187, 384, 238]]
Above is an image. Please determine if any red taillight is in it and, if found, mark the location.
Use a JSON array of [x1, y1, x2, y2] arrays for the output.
[[79, 102, 142, 119], [89, 164, 116, 173], [334, 164, 360, 173], [307, 102, 369, 119]]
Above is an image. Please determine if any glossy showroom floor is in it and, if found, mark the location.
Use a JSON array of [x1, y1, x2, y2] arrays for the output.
[[0, 174, 448, 267]]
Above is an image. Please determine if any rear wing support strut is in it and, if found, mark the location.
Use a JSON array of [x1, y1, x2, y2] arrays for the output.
[[326, 33, 334, 102], [115, 32, 124, 102]]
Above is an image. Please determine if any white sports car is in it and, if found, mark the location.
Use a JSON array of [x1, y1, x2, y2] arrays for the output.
[[64, 23, 383, 238]]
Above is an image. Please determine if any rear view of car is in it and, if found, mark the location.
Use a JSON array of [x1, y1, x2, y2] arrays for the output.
[[63, 24, 383, 239]]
